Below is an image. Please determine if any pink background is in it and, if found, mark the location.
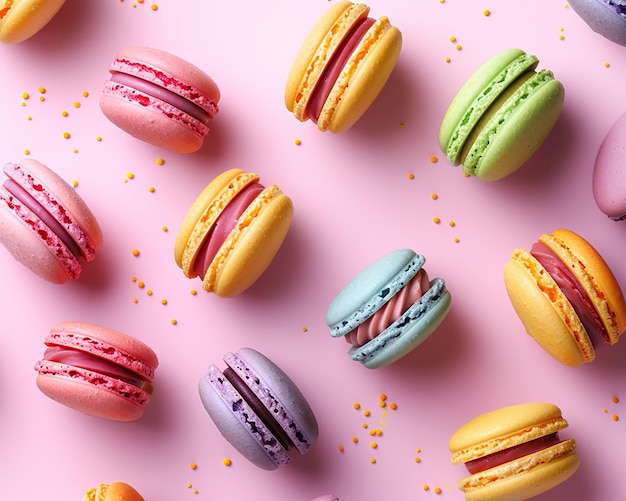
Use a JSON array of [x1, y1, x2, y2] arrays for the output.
[[1, 1, 625, 499]]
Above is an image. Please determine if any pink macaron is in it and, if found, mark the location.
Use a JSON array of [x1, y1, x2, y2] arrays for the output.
[[100, 46, 221, 153], [593, 112, 626, 220], [0, 159, 103, 283], [34, 321, 159, 421]]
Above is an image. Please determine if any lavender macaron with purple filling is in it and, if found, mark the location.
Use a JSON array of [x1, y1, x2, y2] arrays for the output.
[[568, 0, 626, 46], [198, 348, 318, 470]]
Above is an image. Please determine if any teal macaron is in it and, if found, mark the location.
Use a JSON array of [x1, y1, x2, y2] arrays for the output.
[[326, 248, 451, 369], [439, 48, 564, 182]]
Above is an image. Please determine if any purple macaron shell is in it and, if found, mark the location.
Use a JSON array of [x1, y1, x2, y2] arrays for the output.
[[593, 112, 626, 220], [568, 0, 626, 46]]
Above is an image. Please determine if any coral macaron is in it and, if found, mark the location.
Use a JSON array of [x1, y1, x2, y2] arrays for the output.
[[0, 0, 66, 44], [83, 482, 144, 501], [285, 1, 402, 133], [449, 402, 579, 501], [0, 159, 103, 284], [198, 348, 319, 470], [568, 0, 626, 46], [504, 229, 626, 366], [174, 168, 293, 298], [100, 46, 220, 153], [35, 322, 158, 421]]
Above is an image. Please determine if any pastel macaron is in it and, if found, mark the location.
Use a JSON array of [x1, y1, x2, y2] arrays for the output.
[[326, 248, 451, 369], [35, 321, 159, 421], [504, 229, 626, 366], [439, 48, 564, 182], [198, 348, 319, 470], [83, 482, 144, 501], [449, 402, 579, 501], [310, 497, 342, 501], [100, 46, 220, 153], [285, 1, 402, 133], [592, 112, 626, 220], [568, 0, 626, 46], [0, 159, 103, 284], [174, 168, 293, 298], [0, 0, 66, 44]]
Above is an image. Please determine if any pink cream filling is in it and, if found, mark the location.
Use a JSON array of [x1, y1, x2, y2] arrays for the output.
[[42, 345, 145, 388], [193, 182, 264, 279], [345, 268, 430, 347], [2, 178, 82, 258], [110, 71, 211, 125], [464, 433, 561, 474], [306, 17, 375, 124], [531, 242, 608, 348]]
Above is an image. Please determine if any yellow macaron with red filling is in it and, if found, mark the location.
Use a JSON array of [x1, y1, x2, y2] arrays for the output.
[[174, 169, 293, 298], [449, 402, 579, 501], [504, 228, 626, 366], [0, 0, 66, 44], [284, 1, 402, 133]]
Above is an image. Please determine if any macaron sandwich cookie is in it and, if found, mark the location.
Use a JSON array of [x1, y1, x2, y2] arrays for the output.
[[326, 248, 451, 369], [568, 0, 626, 46], [285, 1, 402, 133], [449, 402, 579, 501], [175, 168, 293, 297], [83, 482, 144, 501], [504, 229, 626, 366], [100, 46, 220, 153], [198, 348, 319, 470], [0, 159, 103, 284], [35, 321, 159, 421], [439, 48, 564, 182], [0, 0, 66, 44]]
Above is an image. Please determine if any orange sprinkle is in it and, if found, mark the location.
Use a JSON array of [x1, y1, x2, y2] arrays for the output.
[[131, 276, 137, 282], [63, 131, 70, 139], [431, 193, 438, 200], [62, 111, 69, 117], [301, 326, 308, 333], [362, 423, 368, 429], [363, 409, 371, 417], [132, 248, 140, 257], [146, 289, 153, 296], [454, 237, 460, 243], [612, 396, 620, 404], [408, 173, 415, 180], [352, 436, 358, 443], [369, 457, 376, 464], [433, 217, 441, 224], [423, 485, 429, 491], [370, 441, 378, 449], [150, 3, 157, 10], [337, 445, 344, 452], [223, 458, 232, 466], [415, 457, 422, 463], [430, 155, 438, 163], [38, 87, 46, 94], [390, 403, 397, 410], [379, 394, 387, 401], [483, 9, 491, 16], [137, 281, 145, 288], [353, 402, 361, 410], [156, 157, 164, 165], [73, 101, 81, 108], [171, 319, 178, 325], [190, 289, 197, 295], [148, 186, 155, 193], [449, 220, 456, 227], [82, 91, 89, 97], [434, 487, 442, 494], [612, 414, 619, 421], [379, 400, 386, 408], [190, 463, 197, 470], [294, 138, 302, 145], [161, 299, 167, 305]]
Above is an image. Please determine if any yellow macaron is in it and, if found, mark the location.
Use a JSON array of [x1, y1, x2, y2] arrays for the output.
[[449, 402, 579, 501], [83, 482, 144, 501], [0, 0, 66, 44], [174, 169, 293, 298], [284, 1, 402, 133]]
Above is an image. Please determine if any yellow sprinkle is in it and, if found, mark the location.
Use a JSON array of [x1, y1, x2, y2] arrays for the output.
[[148, 186, 155, 193], [353, 402, 361, 410], [612, 396, 619, 404], [132, 248, 140, 257], [161, 298, 167, 305], [83, 91, 89, 97], [190, 463, 197, 470], [126, 171, 134, 179], [39, 96, 45, 102], [21, 102, 27, 107], [155, 157, 164, 165], [190, 289, 197, 295], [379, 400, 386, 408], [146, 289, 153, 296], [23, 149, 30, 155], [449, 220, 456, 227], [137, 281, 145, 288], [27, 115, 32, 121], [370, 442, 377, 449], [337, 445, 344, 452], [151, 3, 157, 10], [369, 429, 376, 436], [612, 414, 619, 421], [456, 44, 462, 50], [71, 179, 78, 188], [390, 402, 397, 410], [63, 131, 70, 139], [162, 226, 168, 232], [131, 276, 137, 282], [96, 136, 102, 141], [22, 92, 29, 99], [379, 393, 387, 401], [362, 423, 368, 429], [223, 458, 232, 466], [408, 173, 415, 180], [416, 448, 421, 453], [399, 122, 405, 128], [431, 193, 438, 200], [352, 436, 358, 443], [133, 298, 139, 304], [193, 489, 198, 494], [603, 408, 609, 413], [449, 36, 456, 42], [415, 457, 421, 463], [445, 56, 451, 63], [62, 110, 69, 117], [454, 237, 460, 243], [433, 217, 441, 224], [604, 62, 611, 68], [38, 87, 46, 94], [73, 148, 78, 154], [186, 483, 192, 489], [301, 326, 308, 333], [434, 487, 442, 494], [171, 319, 178, 325], [363, 409, 371, 417], [369, 457, 376, 464], [294, 138, 302, 145], [483, 9, 491, 16], [559, 34, 565, 40], [423, 485, 430, 491], [73, 101, 81, 108], [430, 155, 438, 163]]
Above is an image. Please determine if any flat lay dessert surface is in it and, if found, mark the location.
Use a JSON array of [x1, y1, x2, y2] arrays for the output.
[[1, 1, 625, 500]]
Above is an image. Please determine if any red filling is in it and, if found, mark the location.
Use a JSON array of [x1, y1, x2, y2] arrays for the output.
[[465, 433, 561, 474]]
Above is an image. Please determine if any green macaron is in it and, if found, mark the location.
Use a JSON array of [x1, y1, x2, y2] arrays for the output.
[[439, 48, 564, 182]]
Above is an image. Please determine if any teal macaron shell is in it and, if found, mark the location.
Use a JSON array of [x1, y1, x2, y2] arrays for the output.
[[326, 248, 451, 369], [439, 48, 564, 182]]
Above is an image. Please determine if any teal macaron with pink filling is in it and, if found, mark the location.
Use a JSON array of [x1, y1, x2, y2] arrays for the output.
[[326, 248, 452, 369]]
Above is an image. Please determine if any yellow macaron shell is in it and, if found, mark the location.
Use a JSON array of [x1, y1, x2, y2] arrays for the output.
[[0, 0, 66, 44], [319, 16, 402, 133], [83, 482, 145, 501]]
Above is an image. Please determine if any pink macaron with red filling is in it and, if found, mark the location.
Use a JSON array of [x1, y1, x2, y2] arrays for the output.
[[35, 321, 158, 421], [0, 159, 103, 283], [100, 46, 220, 153]]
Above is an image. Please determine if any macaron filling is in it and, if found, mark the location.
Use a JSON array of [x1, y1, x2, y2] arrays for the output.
[[345, 268, 430, 347], [41, 345, 146, 388], [530, 242, 609, 348], [193, 182, 265, 279], [2, 177, 82, 259], [305, 17, 375, 124], [604, 0, 626, 16], [464, 432, 561, 474], [109, 71, 212, 125]]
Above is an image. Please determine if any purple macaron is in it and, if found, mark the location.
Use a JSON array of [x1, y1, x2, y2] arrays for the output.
[[198, 348, 318, 470], [593, 112, 626, 220], [568, 0, 626, 46]]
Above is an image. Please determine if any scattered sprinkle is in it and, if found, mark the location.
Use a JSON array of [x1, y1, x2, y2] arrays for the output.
[[449, 36, 456, 43], [354, 402, 361, 410], [73, 101, 81, 108], [423, 485, 430, 491], [352, 436, 358, 443], [399, 122, 405, 128], [161, 299, 167, 305], [148, 186, 156, 193], [22, 92, 29, 100], [162, 226, 168, 232], [131, 276, 137, 283], [338, 445, 345, 452], [301, 326, 308, 333], [390, 402, 397, 410], [155, 157, 165, 165], [294, 138, 302, 145], [146, 289, 153, 296], [38, 87, 46, 94], [39, 96, 45, 102], [362, 423, 368, 429], [370, 441, 378, 449], [433, 217, 441, 224], [132, 248, 140, 257], [186, 483, 192, 489], [71, 179, 78, 188], [369, 457, 376, 464], [190, 463, 197, 470], [223, 458, 232, 466], [604, 62, 611, 68], [379, 394, 387, 401], [431, 193, 438, 200], [63, 131, 70, 139], [26, 115, 32, 121], [133, 298, 139, 304], [483, 9, 491, 16], [430, 155, 438, 163], [62, 110, 69, 117], [190, 289, 197, 295], [454, 237, 460, 243], [137, 281, 145, 289], [434, 487, 442, 494], [171, 319, 178, 325], [23, 149, 30, 155], [612, 414, 619, 421], [379, 400, 386, 408], [126, 171, 135, 179], [151, 3, 158, 10], [449, 220, 456, 227], [415, 457, 422, 463], [408, 173, 415, 180], [456, 44, 462, 51], [96, 136, 102, 141], [612, 396, 619, 404], [363, 409, 371, 417], [83, 91, 89, 97], [445, 56, 451, 63]]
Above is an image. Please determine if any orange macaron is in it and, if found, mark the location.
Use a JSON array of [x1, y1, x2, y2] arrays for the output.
[[504, 228, 626, 366]]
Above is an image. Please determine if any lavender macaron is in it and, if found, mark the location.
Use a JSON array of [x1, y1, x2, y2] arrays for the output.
[[198, 348, 318, 470], [568, 0, 626, 46]]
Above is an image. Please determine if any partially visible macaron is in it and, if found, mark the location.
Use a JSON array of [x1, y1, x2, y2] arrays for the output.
[[592, 112, 626, 220], [174, 168, 293, 298], [0, 159, 103, 284], [0, 0, 66, 44], [35, 322, 159, 421], [198, 348, 319, 470], [310, 496, 342, 501], [326, 248, 451, 369], [285, 1, 402, 133], [504, 229, 626, 366], [449, 402, 579, 501], [100, 46, 220, 153], [83, 482, 144, 501], [568, 0, 626, 46], [439, 48, 564, 182]]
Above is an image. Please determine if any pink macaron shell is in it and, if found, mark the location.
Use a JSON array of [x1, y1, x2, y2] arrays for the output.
[[592, 112, 626, 220], [7, 159, 103, 259]]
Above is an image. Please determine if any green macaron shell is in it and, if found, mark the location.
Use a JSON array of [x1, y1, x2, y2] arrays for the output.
[[439, 48, 539, 165], [466, 70, 564, 182]]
